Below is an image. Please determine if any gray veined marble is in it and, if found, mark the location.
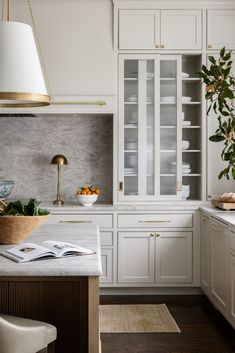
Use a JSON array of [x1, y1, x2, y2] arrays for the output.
[[0, 114, 113, 203]]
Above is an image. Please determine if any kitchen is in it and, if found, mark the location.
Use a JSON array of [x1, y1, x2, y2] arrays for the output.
[[0, 0, 235, 353]]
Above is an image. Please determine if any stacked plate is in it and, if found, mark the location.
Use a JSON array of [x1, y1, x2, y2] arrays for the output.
[[182, 162, 191, 174], [124, 168, 137, 175]]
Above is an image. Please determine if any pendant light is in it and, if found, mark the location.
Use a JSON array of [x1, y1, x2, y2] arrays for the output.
[[0, 0, 51, 107]]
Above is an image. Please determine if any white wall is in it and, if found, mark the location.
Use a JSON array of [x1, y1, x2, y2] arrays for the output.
[[12, 1, 116, 97]]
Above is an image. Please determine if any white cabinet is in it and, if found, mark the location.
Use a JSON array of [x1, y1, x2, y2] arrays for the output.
[[100, 249, 113, 284], [160, 10, 202, 50], [119, 10, 160, 50], [118, 232, 155, 283], [201, 216, 212, 294], [201, 215, 229, 318], [118, 231, 192, 285], [211, 221, 229, 316], [118, 54, 202, 202], [207, 10, 235, 50], [119, 9, 202, 50], [229, 252, 235, 328], [155, 232, 192, 283]]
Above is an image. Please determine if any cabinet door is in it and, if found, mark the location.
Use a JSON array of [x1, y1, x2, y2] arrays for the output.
[[201, 216, 212, 294], [155, 232, 192, 283], [119, 10, 160, 49], [207, 10, 235, 50], [118, 54, 182, 201], [118, 232, 154, 283], [100, 249, 113, 284], [159, 55, 182, 200], [161, 10, 202, 50], [211, 221, 229, 316], [229, 253, 235, 329]]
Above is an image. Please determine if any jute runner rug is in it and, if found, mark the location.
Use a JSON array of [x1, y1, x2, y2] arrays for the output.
[[100, 304, 181, 333]]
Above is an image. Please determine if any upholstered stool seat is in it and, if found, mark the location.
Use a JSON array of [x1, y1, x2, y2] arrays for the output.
[[0, 314, 57, 353]]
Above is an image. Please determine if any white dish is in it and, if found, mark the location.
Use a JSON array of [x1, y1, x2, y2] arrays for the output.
[[182, 140, 190, 150], [182, 169, 191, 174], [127, 95, 138, 102], [182, 112, 185, 121], [182, 184, 190, 199], [182, 96, 192, 103], [182, 72, 190, 78], [182, 121, 191, 126], [160, 96, 176, 103]]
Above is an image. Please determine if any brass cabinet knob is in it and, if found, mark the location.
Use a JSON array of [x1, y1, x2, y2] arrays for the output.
[[161, 44, 165, 48], [155, 44, 159, 48], [150, 233, 155, 237], [155, 233, 160, 237], [208, 44, 212, 48]]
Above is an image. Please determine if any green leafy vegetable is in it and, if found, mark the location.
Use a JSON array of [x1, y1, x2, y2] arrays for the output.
[[0, 199, 50, 216]]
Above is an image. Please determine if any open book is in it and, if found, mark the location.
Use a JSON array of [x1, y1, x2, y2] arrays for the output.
[[0, 241, 95, 263]]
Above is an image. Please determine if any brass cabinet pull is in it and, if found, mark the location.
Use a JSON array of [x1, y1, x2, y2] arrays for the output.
[[155, 44, 160, 48], [208, 44, 212, 48], [138, 220, 171, 223], [150, 233, 155, 237], [60, 220, 93, 223], [119, 181, 124, 191], [161, 44, 165, 48], [155, 233, 160, 237]]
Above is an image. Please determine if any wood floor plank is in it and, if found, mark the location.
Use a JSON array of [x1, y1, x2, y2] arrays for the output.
[[100, 295, 235, 353]]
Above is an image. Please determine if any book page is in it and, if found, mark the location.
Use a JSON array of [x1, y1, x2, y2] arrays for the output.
[[3, 243, 56, 262], [42, 241, 95, 256]]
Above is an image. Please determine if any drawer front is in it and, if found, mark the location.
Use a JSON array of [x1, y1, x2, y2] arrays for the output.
[[118, 214, 193, 228], [47, 214, 113, 228], [100, 232, 113, 247], [100, 249, 113, 284]]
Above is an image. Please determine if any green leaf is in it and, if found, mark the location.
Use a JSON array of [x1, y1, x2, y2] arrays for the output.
[[208, 56, 216, 64], [209, 135, 225, 142], [220, 47, 226, 58]]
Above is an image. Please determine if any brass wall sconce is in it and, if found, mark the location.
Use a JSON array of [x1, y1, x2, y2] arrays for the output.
[[51, 154, 68, 206]]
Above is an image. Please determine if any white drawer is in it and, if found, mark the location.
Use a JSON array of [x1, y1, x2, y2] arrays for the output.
[[100, 232, 113, 246], [118, 213, 193, 228], [47, 214, 113, 228]]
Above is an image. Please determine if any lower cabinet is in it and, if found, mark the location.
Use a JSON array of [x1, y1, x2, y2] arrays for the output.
[[100, 249, 113, 284], [201, 214, 231, 326], [118, 231, 192, 285]]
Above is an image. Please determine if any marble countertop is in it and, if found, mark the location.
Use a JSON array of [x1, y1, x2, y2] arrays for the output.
[[40, 201, 205, 213], [0, 223, 102, 277], [200, 205, 235, 228]]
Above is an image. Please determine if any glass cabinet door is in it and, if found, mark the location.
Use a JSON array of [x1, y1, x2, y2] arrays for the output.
[[118, 55, 182, 201], [159, 56, 182, 199]]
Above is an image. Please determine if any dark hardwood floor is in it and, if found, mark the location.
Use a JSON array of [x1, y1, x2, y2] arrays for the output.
[[100, 295, 235, 353]]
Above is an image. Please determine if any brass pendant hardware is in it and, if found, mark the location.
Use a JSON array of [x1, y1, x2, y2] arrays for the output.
[[119, 181, 123, 191]]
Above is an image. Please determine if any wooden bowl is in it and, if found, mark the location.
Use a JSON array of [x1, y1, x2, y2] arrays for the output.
[[0, 215, 50, 244]]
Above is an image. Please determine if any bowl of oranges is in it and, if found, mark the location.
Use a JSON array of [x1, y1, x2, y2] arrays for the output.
[[75, 186, 100, 207]]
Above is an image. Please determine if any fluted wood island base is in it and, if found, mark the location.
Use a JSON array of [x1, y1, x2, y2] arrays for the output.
[[0, 223, 102, 353]]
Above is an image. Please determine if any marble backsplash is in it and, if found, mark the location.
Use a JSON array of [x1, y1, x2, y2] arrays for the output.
[[0, 114, 113, 203]]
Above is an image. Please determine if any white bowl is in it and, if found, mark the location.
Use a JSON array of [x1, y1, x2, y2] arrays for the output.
[[182, 140, 190, 150], [76, 194, 98, 207], [182, 72, 190, 78], [182, 184, 190, 199], [182, 96, 192, 103]]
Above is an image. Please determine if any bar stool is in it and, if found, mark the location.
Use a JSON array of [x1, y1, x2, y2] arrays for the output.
[[0, 314, 57, 353]]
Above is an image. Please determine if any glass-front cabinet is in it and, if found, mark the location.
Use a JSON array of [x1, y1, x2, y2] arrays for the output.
[[118, 54, 202, 201]]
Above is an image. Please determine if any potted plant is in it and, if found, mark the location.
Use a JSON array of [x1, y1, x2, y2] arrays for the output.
[[198, 47, 235, 180]]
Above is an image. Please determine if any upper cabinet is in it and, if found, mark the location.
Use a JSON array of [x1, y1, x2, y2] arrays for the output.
[[119, 10, 160, 50], [207, 10, 235, 50], [119, 9, 202, 50]]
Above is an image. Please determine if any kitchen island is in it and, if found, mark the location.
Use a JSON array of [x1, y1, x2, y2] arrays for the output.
[[0, 222, 102, 353]]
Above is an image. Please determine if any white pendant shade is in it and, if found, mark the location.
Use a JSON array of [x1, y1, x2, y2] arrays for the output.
[[0, 21, 50, 107]]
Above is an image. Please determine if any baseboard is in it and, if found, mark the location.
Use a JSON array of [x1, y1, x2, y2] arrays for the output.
[[100, 287, 202, 296]]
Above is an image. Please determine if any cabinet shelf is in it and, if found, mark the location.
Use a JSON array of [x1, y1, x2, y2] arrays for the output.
[[182, 78, 201, 82], [124, 102, 153, 105], [160, 126, 176, 129], [182, 150, 201, 152], [183, 102, 201, 105], [182, 126, 201, 129], [160, 173, 201, 176]]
